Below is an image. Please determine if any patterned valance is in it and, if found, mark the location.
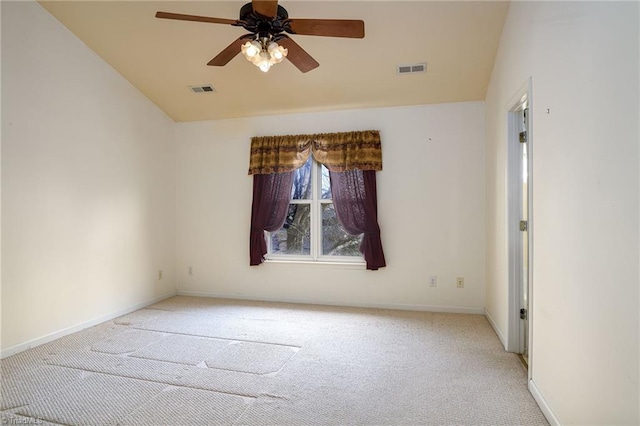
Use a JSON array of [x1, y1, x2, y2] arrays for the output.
[[248, 130, 382, 175]]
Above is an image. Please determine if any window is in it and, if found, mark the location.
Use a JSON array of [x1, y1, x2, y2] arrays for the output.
[[267, 156, 363, 262]]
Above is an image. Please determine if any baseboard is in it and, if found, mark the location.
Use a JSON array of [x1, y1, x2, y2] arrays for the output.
[[1, 291, 177, 359], [484, 307, 507, 350], [529, 379, 560, 426], [176, 290, 485, 315]]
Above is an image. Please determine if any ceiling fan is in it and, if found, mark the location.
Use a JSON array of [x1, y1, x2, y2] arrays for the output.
[[156, 0, 365, 73]]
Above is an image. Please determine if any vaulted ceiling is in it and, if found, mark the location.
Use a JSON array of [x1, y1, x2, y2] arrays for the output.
[[39, 1, 509, 122]]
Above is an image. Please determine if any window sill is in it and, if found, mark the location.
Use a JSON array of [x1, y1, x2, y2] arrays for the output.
[[264, 259, 366, 269]]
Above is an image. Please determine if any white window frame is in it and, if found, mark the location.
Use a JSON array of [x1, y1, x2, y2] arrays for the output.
[[265, 157, 365, 264]]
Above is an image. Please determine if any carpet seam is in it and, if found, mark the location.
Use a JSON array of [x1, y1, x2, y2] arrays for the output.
[[130, 325, 301, 348], [44, 363, 260, 399]]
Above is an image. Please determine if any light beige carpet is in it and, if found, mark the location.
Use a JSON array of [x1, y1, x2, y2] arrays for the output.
[[0, 296, 548, 425]]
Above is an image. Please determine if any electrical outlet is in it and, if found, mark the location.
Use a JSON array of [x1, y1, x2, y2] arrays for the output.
[[188, 266, 193, 276], [158, 270, 163, 280], [456, 277, 464, 288], [429, 275, 437, 287]]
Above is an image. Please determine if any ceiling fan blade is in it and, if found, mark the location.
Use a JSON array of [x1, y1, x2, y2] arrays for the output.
[[288, 19, 365, 38], [252, 0, 278, 18], [278, 37, 319, 73], [155, 11, 238, 26], [207, 36, 251, 66]]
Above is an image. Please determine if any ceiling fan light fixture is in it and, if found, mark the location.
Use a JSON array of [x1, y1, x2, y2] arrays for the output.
[[242, 37, 287, 72]]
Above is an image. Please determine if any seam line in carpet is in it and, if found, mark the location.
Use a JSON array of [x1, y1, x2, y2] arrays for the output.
[[45, 364, 259, 399]]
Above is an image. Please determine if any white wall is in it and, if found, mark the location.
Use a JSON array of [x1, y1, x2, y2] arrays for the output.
[[485, 2, 639, 424], [1, 2, 176, 352], [176, 102, 486, 312], [0, 1, 4, 354]]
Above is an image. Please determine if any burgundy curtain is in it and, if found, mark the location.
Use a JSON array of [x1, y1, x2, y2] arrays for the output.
[[249, 171, 294, 265], [329, 169, 386, 270]]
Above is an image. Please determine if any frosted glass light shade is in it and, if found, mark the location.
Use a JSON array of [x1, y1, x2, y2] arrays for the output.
[[241, 41, 260, 59]]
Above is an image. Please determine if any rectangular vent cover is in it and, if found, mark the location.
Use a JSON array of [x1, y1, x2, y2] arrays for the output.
[[396, 63, 427, 75], [189, 84, 216, 93]]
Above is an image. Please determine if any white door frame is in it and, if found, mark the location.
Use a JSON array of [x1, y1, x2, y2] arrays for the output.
[[506, 78, 533, 377]]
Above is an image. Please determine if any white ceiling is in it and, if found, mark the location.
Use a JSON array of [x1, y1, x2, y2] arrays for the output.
[[39, 1, 510, 122]]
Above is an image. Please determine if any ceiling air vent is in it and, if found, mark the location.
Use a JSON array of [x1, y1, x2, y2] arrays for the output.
[[189, 84, 216, 93], [396, 63, 427, 75]]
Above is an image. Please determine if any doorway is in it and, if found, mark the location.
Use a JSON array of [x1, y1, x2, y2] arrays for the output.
[[507, 80, 533, 371]]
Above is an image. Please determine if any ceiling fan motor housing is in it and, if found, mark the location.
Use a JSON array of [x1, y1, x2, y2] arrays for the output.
[[239, 2, 291, 37]]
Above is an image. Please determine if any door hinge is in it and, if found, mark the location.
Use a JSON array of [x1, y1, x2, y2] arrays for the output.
[[519, 220, 528, 231], [520, 308, 528, 320], [519, 131, 527, 143]]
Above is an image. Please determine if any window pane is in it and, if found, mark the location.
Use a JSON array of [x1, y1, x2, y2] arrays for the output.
[[270, 204, 311, 255], [321, 164, 331, 199], [321, 203, 362, 257], [291, 156, 312, 200]]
